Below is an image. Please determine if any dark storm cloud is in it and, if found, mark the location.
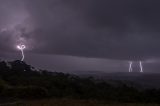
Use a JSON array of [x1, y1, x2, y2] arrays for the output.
[[0, 0, 35, 52], [1, 0, 160, 60]]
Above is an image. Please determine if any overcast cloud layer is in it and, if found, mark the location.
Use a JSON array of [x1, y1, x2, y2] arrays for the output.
[[0, 0, 160, 61]]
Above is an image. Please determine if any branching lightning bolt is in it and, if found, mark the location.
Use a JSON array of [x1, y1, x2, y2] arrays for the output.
[[17, 44, 26, 61]]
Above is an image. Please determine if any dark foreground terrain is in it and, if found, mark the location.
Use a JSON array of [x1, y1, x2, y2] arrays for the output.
[[0, 99, 160, 106], [0, 60, 160, 105]]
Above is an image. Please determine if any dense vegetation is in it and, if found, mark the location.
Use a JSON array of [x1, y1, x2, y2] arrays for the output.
[[0, 60, 160, 103], [2, 99, 160, 106]]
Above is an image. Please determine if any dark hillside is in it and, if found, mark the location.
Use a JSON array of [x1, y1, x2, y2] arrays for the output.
[[0, 60, 160, 103]]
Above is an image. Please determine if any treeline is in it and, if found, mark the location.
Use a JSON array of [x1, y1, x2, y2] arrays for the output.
[[0, 60, 160, 103]]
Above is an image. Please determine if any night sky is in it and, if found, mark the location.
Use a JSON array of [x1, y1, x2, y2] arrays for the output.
[[0, 0, 160, 73]]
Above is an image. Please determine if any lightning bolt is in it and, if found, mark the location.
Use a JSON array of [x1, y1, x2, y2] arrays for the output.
[[128, 61, 144, 73], [129, 61, 133, 72], [17, 45, 26, 61], [140, 61, 143, 73]]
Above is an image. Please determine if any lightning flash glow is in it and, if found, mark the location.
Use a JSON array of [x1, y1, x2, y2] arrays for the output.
[[17, 44, 26, 61], [128, 61, 144, 73]]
